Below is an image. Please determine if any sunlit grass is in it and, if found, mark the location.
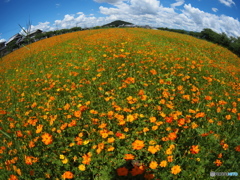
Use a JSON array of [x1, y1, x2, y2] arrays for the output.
[[0, 28, 240, 180]]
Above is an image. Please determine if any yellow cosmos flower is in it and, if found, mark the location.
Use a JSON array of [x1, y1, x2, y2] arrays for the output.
[[62, 158, 68, 164], [78, 164, 86, 171], [83, 140, 90, 145], [149, 140, 157, 145], [69, 143, 75, 147]]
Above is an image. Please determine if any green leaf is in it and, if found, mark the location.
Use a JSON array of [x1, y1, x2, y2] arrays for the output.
[[0, 130, 11, 138], [129, 84, 135, 89]]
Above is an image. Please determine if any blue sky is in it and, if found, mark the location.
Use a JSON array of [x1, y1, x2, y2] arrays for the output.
[[0, 0, 239, 42]]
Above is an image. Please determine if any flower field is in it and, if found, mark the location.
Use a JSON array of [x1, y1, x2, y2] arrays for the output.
[[0, 28, 240, 180]]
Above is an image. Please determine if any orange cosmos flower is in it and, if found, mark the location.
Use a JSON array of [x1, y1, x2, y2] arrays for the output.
[[16, 131, 23, 137], [107, 137, 115, 143], [182, 95, 190, 101], [231, 108, 237, 113], [143, 127, 150, 133], [63, 103, 70, 110], [214, 159, 223, 166], [235, 145, 240, 152], [74, 110, 81, 118], [130, 165, 145, 176], [225, 115, 231, 120], [149, 161, 158, 169], [218, 100, 227, 105], [195, 112, 205, 118], [149, 116, 157, 123], [25, 156, 38, 165], [0, 110, 7, 115], [49, 96, 55, 101], [167, 155, 173, 162], [82, 152, 92, 165], [144, 173, 155, 180], [168, 132, 177, 141], [25, 156, 33, 165], [125, 77, 135, 84], [132, 140, 145, 150], [117, 167, 128, 176], [31, 102, 37, 108], [8, 175, 18, 180], [62, 171, 74, 179], [177, 85, 183, 91], [165, 117, 173, 123], [159, 160, 167, 167], [205, 96, 212, 100], [150, 69, 157, 75], [138, 89, 145, 96], [152, 125, 158, 131], [107, 146, 115, 151], [178, 118, 185, 126], [218, 153, 223, 158], [190, 145, 200, 154], [124, 154, 135, 160], [191, 122, 198, 129], [127, 114, 135, 122], [36, 124, 43, 133], [116, 132, 123, 137], [41, 133, 53, 145], [148, 145, 161, 154], [171, 165, 181, 175], [222, 143, 228, 150]]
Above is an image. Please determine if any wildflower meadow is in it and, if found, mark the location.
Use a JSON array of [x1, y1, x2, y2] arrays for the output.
[[0, 28, 240, 180]]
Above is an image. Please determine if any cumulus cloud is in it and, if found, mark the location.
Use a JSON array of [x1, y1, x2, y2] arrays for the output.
[[219, 0, 235, 7], [18, 0, 239, 38], [19, 22, 54, 36], [171, 0, 185, 9], [31, 22, 53, 32], [183, 4, 240, 37], [53, 12, 114, 29], [0, 39, 6, 43], [212, 8, 218, 12]]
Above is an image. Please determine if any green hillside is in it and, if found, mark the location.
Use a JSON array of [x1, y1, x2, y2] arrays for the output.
[[102, 20, 133, 27]]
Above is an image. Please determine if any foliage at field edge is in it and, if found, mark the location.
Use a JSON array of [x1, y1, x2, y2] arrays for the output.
[[0, 28, 240, 180]]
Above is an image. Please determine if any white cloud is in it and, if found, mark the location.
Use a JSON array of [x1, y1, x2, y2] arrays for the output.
[[171, 0, 185, 9], [212, 8, 218, 12], [19, 22, 54, 36], [29, 22, 54, 33], [0, 39, 6, 43], [16, 0, 239, 39], [183, 4, 240, 37], [219, 0, 235, 7]]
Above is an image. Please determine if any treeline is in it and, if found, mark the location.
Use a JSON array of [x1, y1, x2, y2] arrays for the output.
[[158, 27, 240, 57], [34, 27, 83, 40]]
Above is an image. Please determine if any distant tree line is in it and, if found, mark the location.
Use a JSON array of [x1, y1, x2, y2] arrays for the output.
[[35, 27, 83, 40], [158, 27, 240, 57]]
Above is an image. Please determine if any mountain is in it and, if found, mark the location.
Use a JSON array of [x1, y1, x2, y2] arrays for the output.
[[102, 20, 133, 27]]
